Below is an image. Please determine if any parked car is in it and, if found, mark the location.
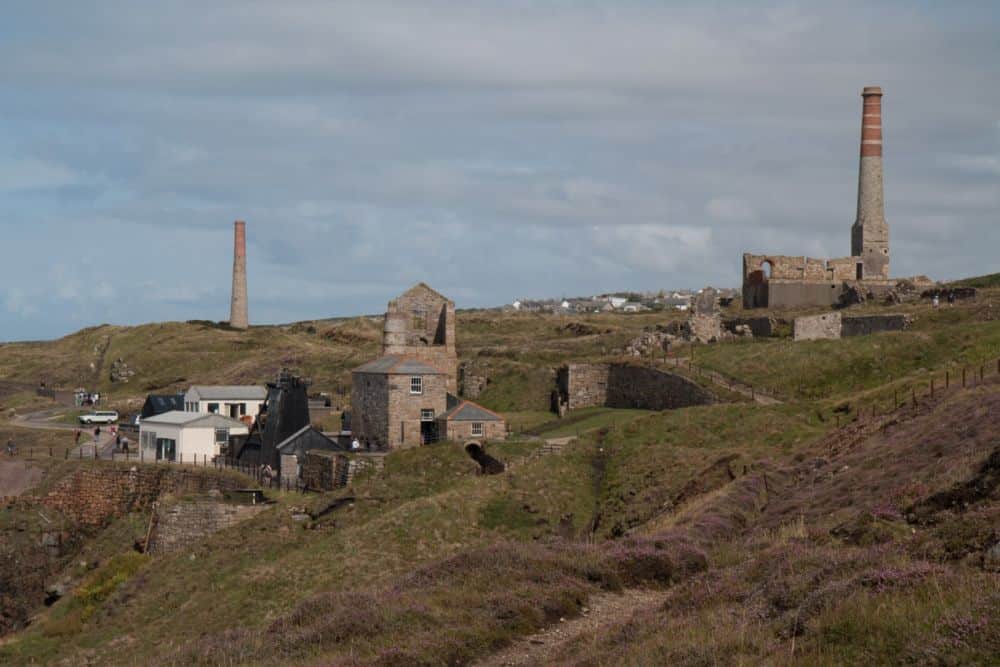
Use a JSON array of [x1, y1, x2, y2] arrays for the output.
[[78, 410, 119, 425]]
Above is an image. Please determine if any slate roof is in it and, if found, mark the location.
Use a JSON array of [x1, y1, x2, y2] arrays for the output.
[[441, 399, 504, 422], [140, 411, 248, 429], [353, 355, 445, 375], [141, 394, 185, 419], [186, 385, 268, 401]]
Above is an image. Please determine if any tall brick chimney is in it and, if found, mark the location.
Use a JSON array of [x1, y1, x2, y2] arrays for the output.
[[229, 221, 249, 330], [851, 86, 889, 280]]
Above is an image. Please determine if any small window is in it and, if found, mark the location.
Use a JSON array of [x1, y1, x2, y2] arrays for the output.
[[214, 428, 229, 444], [471, 422, 484, 437], [420, 409, 435, 422], [240, 404, 247, 416], [207, 403, 220, 414], [410, 377, 423, 395]]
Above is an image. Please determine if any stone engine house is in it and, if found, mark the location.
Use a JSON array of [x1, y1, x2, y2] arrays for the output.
[[382, 282, 458, 392], [743, 86, 891, 309], [351, 283, 505, 450]]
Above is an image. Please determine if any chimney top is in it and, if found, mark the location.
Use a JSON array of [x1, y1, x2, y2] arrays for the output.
[[862, 86, 883, 96]]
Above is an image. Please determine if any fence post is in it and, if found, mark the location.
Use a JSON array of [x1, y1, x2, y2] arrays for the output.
[[94, 444, 97, 460], [980, 365, 985, 382], [930, 378, 934, 398], [141, 448, 144, 463], [912, 387, 917, 406], [946, 371, 950, 389]]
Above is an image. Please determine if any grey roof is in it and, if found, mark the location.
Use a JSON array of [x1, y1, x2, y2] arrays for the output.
[[140, 411, 248, 429], [353, 355, 445, 375], [442, 400, 504, 422], [186, 385, 267, 401]]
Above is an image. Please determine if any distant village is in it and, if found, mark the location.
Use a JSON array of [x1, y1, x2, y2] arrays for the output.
[[505, 288, 738, 315]]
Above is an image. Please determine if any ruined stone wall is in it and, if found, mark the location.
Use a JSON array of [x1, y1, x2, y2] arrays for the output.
[[793, 313, 842, 341], [769, 281, 844, 309], [723, 317, 776, 338], [560, 363, 714, 411], [458, 361, 489, 399], [149, 499, 267, 554], [41, 465, 248, 528], [841, 314, 909, 337], [301, 451, 383, 491]]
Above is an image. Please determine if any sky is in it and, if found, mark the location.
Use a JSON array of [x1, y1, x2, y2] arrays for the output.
[[1, 1, 998, 341]]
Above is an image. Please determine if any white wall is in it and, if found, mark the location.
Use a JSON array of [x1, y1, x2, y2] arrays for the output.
[[139, 422, 248, 462], [186, 399, 264, 422]]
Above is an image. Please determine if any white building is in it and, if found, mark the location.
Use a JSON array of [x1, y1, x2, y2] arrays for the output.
[[183, 385, 267, 422], [139, 411, 249, 463]]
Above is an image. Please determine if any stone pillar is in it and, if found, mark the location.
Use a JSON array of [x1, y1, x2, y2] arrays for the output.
[[229, 221, 249, 330], [851, 86, 889, 280]]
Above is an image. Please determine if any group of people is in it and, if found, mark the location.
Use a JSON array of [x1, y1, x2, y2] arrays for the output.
[[72, 425, 130, 454]]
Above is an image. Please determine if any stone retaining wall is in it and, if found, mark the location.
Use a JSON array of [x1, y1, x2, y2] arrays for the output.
[[557, 363, 715, 411], [41, 465, 249, 527], [149, 498, 267, 554]]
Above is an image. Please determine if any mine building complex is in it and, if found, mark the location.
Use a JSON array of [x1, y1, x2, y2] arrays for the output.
[[743, 86, 893, 309]]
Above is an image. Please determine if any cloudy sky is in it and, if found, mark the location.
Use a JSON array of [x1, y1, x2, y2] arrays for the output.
[[1, 1, 997, 341]]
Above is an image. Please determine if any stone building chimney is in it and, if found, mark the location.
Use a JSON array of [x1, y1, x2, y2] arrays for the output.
[[229, 221, 249, 330], [851, 86, 889, 280]]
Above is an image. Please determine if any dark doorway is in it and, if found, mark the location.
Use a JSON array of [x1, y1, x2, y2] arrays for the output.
[[420, 421, 438, 445], [856, 263, 864, 280]]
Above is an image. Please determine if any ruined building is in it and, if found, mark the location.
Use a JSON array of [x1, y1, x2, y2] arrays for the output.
[[229, 220, 249, 329], [743, 87, 891, 309]]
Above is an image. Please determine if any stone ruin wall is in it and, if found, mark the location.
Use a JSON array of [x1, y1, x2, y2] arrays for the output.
[[301, 451, 383, 491], [149, 499, 267, 554], [840, 314, 910, 337], [558, 363, 715, 412], [41, 465, 248, 528], [792, 313, 842, 341]]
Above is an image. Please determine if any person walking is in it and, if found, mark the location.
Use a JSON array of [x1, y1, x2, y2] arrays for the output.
[[74, 429, 81, 446], [5, 436, 15, 457]]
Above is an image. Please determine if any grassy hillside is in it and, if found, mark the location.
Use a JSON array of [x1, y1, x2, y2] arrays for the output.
[[1, 284, 999, 664]]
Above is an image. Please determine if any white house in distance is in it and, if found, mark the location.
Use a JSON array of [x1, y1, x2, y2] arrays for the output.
[[183, 385, 267, 422], [139, 411, 249, 463]]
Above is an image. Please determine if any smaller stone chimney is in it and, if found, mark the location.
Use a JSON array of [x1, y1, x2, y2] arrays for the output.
[[230, 221, 249, 330]]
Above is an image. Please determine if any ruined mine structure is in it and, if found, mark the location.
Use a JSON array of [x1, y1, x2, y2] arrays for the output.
[[555, 363, 715, 413], [229, 220, 249, 329], [743, 87, 892, 309]]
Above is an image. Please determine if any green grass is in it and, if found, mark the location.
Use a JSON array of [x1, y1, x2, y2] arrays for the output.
[[692, 315, 1000, 402], [950, 272, 1000, 288]]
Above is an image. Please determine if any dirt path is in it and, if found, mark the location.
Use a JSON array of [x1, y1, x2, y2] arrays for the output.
[[474, 588, 667, 667], [671, 357, 782, 405], [0, 459, 43, 497]]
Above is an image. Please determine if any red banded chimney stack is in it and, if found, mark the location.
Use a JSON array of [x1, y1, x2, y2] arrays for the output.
[[229, 221, 249, 330], [851, 86, 889, 280]]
